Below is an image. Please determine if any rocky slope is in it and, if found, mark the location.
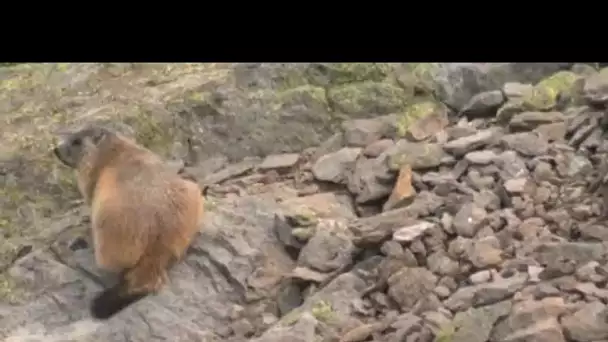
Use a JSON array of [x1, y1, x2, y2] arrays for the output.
[[3, 62, 608, 341]]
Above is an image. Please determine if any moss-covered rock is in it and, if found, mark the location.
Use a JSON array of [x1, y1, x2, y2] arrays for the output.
[[522, 71, 581, 110], [394, 98, 449, 140], [327, 81, 408, 117], [395, 63, 439, 96], [306, 63, 395, 86], [272, 85, 330, 113]]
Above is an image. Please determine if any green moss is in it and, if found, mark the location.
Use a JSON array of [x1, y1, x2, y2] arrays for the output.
[[0, 273, 23, 304], [311, 300, 336, 323], [395, 98, 446, 137], [327, 81, 408, 116], [292, 227, 315, 241], [273, 85, 330, 112], [397, 63, 438, 95], [434, 324, 455, 342], [307, 63, 394, 86], [522, 71, 580, 110]]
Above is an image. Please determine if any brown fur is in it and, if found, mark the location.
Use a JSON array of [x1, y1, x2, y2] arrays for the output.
[[53, 125, 205, 319]]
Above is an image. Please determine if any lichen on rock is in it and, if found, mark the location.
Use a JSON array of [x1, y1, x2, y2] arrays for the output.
[[522, 71, 581, 110], [327, 81, 408, 117]]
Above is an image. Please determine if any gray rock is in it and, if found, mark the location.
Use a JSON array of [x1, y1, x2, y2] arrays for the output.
[[561, 301, 608, 342], [312, 147, 361, 183], [2, 193, 297, 341], [429, 63, 571, 111], [501, 132, 549, 157], [298, 219, 355, 273], [494, 151, 529, 181], [452, 202, 487, 238], [347, 155, 394, 204], [450, 300, 511, 342], [342, 117, 391, 147], [503, 82, 534, 98], [363, 139, 394, 158], [583, 70, 608, 105], [387, 267, 438, 311], [386, 140, 446, 170], [465, 150, 497, 165], [393, 221, 435, 243], [504, 178, 528, 194], [443, 128, 501, 157], [258, 153, 300, 170], [491, 297, 567, 342], [509, 111, 566, 131], [534, 242, 607, 267], [459, 90, 505, 119]]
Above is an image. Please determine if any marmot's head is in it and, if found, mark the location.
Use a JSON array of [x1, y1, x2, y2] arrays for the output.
[[53, 125, 112, 168]]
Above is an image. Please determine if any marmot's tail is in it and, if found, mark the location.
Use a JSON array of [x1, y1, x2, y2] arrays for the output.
[[90, 279, 148, 320]]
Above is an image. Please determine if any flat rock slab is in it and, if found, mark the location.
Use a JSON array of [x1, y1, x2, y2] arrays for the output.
[[0, 193, 295, 342]]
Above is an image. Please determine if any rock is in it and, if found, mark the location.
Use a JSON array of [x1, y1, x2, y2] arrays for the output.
[[386, 140, 446, 171], [495, 318, 566, 342], [494, 151, 528, 181], [312, 147, 361, 183], [203, 157, 260, 184], [363, 139, 394, 158], [291, 266, 332, 283], [450, 300, 511, 342], [534, 242, 607, 267], [387, 267, 438, 311], [341, 117, 390, 147], [504, 178, 527, 194], [392, 221, 435, 243], [491, 297, 568, 342], [327, 81, 408, 116], [465, 150, 497, 165], [347, 155, 394, 204], [459, 90, 505, 119], [443, 128, 501, 157], [509, 111, 566, 131], [428, 63, 571, 111], [452, 202, 488, 238], [383, 164, 416, 211], [258, 153, 300, 171], [583, 68, 608, 105], [401, 100, 450, 141], [500, 132, 549, 157], [561, 301, 608, 341], [470, 270, 492, 284], [298, 219, 355, 273], [467, 236, 503, 268], [522, 71, 581, 110], [427, 251, 460, 276], [533, 122, 567, 142], [503, 82, 534, 98]]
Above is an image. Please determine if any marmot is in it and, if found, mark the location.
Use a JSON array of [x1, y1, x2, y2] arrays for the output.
[[53, 124, 206, 320]]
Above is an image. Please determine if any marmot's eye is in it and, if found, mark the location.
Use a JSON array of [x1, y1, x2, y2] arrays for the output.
[[72, 138, 82, 146]]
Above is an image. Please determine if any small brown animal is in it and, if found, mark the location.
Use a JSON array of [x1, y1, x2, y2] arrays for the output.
[[53, 124, 205, 320]]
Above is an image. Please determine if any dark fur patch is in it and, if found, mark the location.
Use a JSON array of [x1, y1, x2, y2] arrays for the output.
[[90, 280, 148, 320]]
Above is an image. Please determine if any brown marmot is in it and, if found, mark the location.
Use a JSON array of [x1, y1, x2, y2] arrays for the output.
[[53, 124, 205, 320]]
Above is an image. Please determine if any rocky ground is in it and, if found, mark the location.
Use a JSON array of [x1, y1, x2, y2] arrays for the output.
[[3, 62, 608, 341]]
